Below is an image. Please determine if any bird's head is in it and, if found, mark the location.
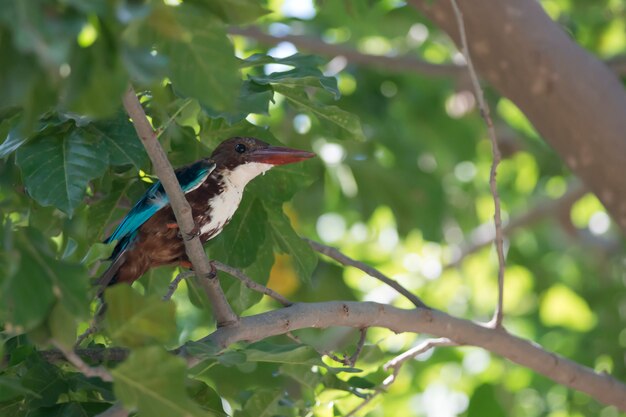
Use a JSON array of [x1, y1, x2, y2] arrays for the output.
[[210, 137, 315, 187]]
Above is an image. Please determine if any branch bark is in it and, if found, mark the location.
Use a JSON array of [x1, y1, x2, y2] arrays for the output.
[[198, 301, 626, 411], [409, 0, 626, 234], [121, 86, 238, 327]]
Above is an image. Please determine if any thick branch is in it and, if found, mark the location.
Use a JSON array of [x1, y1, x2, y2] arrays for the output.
[[228, 26, 464, 77], [409, 0, 626, 234], [121, 87, 238, 327], [199, 301, 626, 411]]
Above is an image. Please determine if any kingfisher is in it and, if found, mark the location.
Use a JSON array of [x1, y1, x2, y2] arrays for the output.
[[96, 137, 315, 292]]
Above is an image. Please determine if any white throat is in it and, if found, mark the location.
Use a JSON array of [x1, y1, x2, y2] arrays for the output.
[[225, 162, 273, 189], [199, 162, 273, 239]]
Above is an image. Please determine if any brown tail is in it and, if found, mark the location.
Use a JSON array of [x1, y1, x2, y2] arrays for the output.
[[94, 251, 127, 298]]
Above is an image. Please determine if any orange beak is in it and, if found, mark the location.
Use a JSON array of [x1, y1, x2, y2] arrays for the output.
[[250, 146, 316, 165]]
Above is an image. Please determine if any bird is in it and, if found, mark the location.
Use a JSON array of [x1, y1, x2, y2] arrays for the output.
[[95, 136, 315, 293]]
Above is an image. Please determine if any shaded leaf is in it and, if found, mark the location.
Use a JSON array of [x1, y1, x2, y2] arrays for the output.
[[235, 390, 283, 417], [103, 285, 177, 347], [274, 84, 364, 141], [244, 341, 323, 366], [164, 6, 241, 112], [84, 111, 148, 169], [16, 130, 109, 216], [112, 346, 213, 417], [264, 206, 317, 283]]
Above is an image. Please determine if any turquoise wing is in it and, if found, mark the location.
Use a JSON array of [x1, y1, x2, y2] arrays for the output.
[[104, 160, 215, 250]]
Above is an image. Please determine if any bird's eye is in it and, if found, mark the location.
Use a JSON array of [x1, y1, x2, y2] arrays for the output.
[[235, 143, 246, 154]]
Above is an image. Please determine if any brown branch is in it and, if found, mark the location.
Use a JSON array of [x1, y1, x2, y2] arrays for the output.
[[212, 261, 292, 307], [121, 86, 238, 327], [228, 26, 465, 78], [198, 301, 626, 411], [163, 271, 196, 301], [449, 0, 506, 329], [306, 239, 428, 309], [51, 340, 113, 382]]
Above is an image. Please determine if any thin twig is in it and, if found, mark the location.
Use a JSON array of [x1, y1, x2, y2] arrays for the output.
[[306, 239, 427, 309], [75, 319, 99, 347], [286, 328, 368, 368], [346, 337, 455, 416], [51, 340, 113, 382], [449, 0, 506, 329], [347, 328, 368, 368], [212, 261, 292, 307], [163, 271, 196, 301], [122, 86, 238, 327]]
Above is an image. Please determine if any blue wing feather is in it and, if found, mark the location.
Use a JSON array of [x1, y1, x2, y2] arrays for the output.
[[104, 160, 216, 252]]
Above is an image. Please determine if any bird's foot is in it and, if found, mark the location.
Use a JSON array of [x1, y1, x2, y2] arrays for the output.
[[183, 224, 201, 241], [166, 222, 179, 229], [206, 261, 217, 280]]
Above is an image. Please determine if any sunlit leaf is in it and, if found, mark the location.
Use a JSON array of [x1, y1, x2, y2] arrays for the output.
[[540, 284, 596, 331]]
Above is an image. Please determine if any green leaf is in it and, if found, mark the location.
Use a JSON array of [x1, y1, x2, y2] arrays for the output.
[[467, 384, 506, 417], [195, 0, 269, 24], [274, 84, 364, 141], [0, 126, 26, 158], [0, 228, 89, 332], [186, 380, 226, 415], [264, 205, 317, 283], [240, 53, 325, 69], [21, 357, 68, 407], [235, 390, 283, 417], [163, 6, 241, 112], [48, 303, 77, 349], [112, 346, 212, 417], [223, 238, 275, 313], [244, 341, 323, 366], [16, 129, 109, 216], [62, 38, 128, 118], [0, 376, 40, 402], [83, 111, 148, 169], [251, 67, 339, 99], [206, 80, 274, 124], [103, 285, 177, 347]]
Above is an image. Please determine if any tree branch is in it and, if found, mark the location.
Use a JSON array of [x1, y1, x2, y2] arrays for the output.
[[197, 301, 626, 411], [51, 340, 113, 382], [121, 86, 238, 327], [306, 239, 427, 308], [228, 26, 464, 78], [212, 261, 292, 307], [449, 0, 506, 328]]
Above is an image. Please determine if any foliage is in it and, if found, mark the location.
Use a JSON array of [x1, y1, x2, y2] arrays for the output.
[[1, 0, 625, 417]]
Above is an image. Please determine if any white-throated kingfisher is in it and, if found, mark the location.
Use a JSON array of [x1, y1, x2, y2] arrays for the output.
[[96, 137, 315, 291]]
